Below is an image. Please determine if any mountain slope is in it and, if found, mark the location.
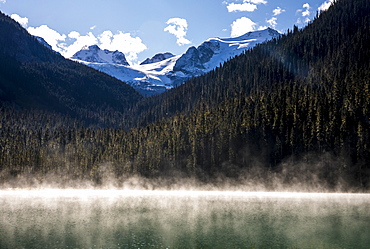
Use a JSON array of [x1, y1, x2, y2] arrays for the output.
[[1, 0, 370, 189], [173, 28, 280, 74], [0, 12, 142, 126], [71, 28, 280, 96], [112, 0, 369, 185], [125, 1, 369, 128]]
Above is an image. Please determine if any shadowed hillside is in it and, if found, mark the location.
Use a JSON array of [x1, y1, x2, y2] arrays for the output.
[[0, 12, 142, 127], [1, 0, 369, 190]]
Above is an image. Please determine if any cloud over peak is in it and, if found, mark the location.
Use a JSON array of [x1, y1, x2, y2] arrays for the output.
[[27, 25, 67, 52], [23, 20, 146, 64], [164, 18, 191, 46], [98, 31, 147, 63], [10, 14, 29, 28], [266, 17, 277, 28], [318, 0, 335, 12], [266, 6, 285, 29], [230, 17, 256, 37]]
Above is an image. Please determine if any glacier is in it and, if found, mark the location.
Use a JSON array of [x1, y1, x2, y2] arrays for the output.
[[70, 28, 280, 96]]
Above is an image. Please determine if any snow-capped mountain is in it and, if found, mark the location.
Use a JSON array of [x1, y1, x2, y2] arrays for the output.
[[72, 45, 129, 66], [71, 28, 280, 96], [141, 52, 175, 65], [173, 28, 280, 75]]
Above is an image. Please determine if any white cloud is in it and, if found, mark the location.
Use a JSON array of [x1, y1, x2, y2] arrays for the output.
[[296, 3, 311, 24], [10, 14, 28, 28], [302, 9, 310, 17], [266, 17, 277, 28], [273, 7, 285, 16], [0, 0, 6, 3], [226, 0, 267, 13], [27, 22, 147, 64], [98, 30, 113, 46], [90, 25, 96, 30], [227, 2, 257, 12], [258, 25, 268, 30], [318, 0, 334, 12], [164, 18, 191, 46], [68, 31, 81, 39], [27, 25, 67, 52], [248, 0, 267, 4], [302, 3, 311, 16], [230, 17, 256, 37], [267, 6, 285, 29], [98, 31, 147, 64], [63, 31, 98, 58]]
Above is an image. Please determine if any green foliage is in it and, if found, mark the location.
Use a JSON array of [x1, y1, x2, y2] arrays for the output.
[[1, 0, 370, 189]]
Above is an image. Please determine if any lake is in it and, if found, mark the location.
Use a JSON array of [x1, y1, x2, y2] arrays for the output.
[[0, 190, 369, 248]]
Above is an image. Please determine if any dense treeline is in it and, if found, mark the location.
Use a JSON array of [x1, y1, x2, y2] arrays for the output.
[[1, 0, 370, 189], [2, 70, 369, 188], [124, 0, 369, 130], [0, 11, 142, 127]]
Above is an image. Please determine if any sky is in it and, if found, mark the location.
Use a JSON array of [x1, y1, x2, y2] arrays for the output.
[[0, 0, 334, 65]]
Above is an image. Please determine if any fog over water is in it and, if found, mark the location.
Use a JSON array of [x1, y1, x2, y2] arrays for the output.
[[1, 189, 369, 248], [1, 150, 366, 192]]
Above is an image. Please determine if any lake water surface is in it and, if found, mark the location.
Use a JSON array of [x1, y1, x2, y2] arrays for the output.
[[0, 190, 369, 248]]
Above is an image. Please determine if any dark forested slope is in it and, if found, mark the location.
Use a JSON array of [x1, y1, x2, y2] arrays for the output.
[[0, 12, 142, 127], [1, 0, 370, 190], [125, 0, 370, 130]]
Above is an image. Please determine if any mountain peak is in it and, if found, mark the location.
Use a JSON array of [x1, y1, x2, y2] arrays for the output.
[[72, 45, 129, 66], [81, 44, 100, 51], [140, 52, 175, 65], [72, 28, 280, 95], [174, 28, 280, 74]]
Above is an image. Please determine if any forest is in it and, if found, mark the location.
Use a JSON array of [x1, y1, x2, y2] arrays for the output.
[[0, 0, 369, 190]]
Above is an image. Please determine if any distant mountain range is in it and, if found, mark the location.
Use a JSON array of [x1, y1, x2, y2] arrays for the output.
[[71, 28, 280, 96]]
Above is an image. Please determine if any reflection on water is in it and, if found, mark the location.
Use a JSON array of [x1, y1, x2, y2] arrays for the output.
[[0, 190, 369, 248]]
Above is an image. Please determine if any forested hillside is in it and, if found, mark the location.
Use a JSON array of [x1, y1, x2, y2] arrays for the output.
[[0, 12, 142, 127], [125, 0, 370, 129], [1, 0, 369, 190]]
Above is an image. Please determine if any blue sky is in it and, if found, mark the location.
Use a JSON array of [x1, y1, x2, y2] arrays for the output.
[[1, 0, 334, 65]]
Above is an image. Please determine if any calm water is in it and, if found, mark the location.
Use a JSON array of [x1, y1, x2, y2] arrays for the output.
[[0, 190, 369, 249]]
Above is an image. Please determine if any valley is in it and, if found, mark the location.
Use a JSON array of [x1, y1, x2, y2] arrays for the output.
[[0, 0, 370, 190]]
